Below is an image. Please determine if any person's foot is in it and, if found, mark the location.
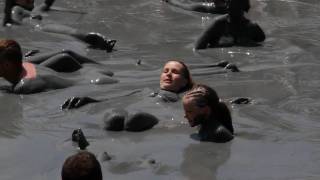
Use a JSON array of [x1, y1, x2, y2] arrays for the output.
[[72, 128, 89, 150], [225, 63, 240, 72], [85, 32, 117, 52]]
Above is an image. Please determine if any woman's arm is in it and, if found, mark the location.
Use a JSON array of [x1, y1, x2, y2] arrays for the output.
[[195, 16, 226, 49]]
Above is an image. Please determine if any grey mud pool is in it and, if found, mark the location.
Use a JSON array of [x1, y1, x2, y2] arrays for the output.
[[0, 0, 320, 179]]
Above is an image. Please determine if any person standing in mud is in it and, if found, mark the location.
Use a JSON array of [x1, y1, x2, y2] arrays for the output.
[[2, 0, 116, 52], [195, 0, 265, 49], [163, 0, 229, 14], [0, 39, 117, 94], [183, 84, 234, 142]]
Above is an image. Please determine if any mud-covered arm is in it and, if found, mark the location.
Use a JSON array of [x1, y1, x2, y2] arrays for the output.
[[194, 16, 225, 49]]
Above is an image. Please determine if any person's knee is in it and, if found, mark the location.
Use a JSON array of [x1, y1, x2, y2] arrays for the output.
[[103, 112, 127, 131], [44, 53, 82, 72], [61, 151, 102, 180], [103, 111, 159, 132], [125, 112, 159, 132]]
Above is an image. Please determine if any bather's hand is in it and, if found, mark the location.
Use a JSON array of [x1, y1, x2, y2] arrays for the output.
[[61, 96, 100, 109]]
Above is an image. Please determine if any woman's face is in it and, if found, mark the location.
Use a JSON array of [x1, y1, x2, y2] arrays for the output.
[[183, 97, 209, 127], [15, 0, 34, 11], [160, 61, 188, 93]]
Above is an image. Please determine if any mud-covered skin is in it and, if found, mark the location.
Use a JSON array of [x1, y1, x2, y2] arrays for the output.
[[3, 0, 55, 26], [103, 110, 159, 132], [3, 0, 117, 52], [71, 128, 89, 150], [61, 97, 101, 110], [195, 14, 266, 49], [12, 65, 74, 94], [163, 0, 228, 14], [73, 32, 117, 52], [11, 65, 116, 94], [25, 50, 103, 73], [230, 97, 251, 104], [149, 89, 180, 103], [198, 118, 234, 143]]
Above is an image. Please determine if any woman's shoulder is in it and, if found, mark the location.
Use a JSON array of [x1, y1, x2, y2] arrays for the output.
[[199, 124, 234, 143]]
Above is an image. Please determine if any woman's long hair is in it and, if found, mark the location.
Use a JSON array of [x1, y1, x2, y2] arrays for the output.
[[184, 84, 234, 134]]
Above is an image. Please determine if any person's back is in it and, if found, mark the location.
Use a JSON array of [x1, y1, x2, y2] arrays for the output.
[[194, 0, 265, 49], [61, 151, 102, 180]]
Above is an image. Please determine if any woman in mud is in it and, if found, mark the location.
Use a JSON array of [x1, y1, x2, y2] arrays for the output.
[[183, 84, 234, 142], [2, 0, 116, 52], [163, 0, 228, 14], [0, 39, 117, 94], [194, 0, 265, 49], [62, 60, 194, 108], [61, 60, 195, 131]]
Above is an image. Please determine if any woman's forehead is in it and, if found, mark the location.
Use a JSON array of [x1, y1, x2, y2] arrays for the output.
[[164, 61, 184, 70]]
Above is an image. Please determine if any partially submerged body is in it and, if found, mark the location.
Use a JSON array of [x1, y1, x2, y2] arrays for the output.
[[0, 39, 117, 94], [62, 60, 195, 132], [3, 0, 116, 52], [194, 0, 266, 49], [11, 62, 116, 94], [195, 14, 265, 49], [183, 84, 234, 143]]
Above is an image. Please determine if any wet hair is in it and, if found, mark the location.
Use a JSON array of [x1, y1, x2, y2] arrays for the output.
[[61, 151, 102, 180], [228, 0, 250, 12], [183, 84, 234, 134], [165, 59, 194, 93], [0, 39, 23, 68]]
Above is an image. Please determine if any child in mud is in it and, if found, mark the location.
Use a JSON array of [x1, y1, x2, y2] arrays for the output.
[[163, 0, 228, 14], [195, 0, 265, 49], [3, 0, 116, 52], [0, 39, 117, 94], [183, 84, 234, 142], [61, 151, 102, 180]]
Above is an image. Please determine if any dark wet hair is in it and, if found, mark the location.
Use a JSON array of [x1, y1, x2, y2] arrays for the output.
[[62, 151, 102, 180], [184, 84, 234, 134], [165, 59, 194, 93], [0, 39, 23, 67]]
